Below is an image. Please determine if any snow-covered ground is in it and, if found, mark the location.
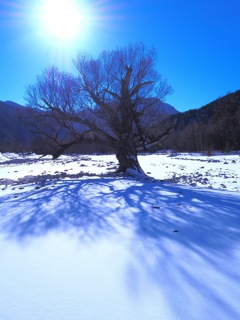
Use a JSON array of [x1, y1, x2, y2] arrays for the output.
[[0, 152, 240, 320], [1, 152, 240, 191]]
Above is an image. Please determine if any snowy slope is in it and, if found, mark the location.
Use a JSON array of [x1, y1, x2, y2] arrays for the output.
[[0, 153, 240, 320]]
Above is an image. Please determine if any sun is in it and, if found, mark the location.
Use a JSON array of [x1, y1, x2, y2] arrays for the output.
[[39, 0, 86, 41]]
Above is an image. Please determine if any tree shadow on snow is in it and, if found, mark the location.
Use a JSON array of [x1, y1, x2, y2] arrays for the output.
[[0, 177, 239, 251], [0, 178, 118, 242], [114, 181, 240, 319], [0, 177, 240, 318]]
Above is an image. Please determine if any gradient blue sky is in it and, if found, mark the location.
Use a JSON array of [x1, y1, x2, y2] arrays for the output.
[[1, 0, 240, 112]]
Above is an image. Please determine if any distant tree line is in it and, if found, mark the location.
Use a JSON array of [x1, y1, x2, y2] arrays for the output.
[[160, 90, 240, 153]]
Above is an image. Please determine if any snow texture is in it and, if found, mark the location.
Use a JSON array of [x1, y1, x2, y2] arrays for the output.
[[0, 152, 240, 320]]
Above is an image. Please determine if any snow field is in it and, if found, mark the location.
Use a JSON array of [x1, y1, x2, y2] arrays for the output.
[[0, 152, 240, 320]]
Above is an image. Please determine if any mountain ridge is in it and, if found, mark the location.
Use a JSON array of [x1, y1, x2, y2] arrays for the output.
[[160, 90, 240, 152], [0, 99, 178, 153], [1, 91, 239, 153]]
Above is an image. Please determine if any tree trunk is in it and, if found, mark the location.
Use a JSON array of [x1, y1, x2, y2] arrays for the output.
[[116, 138, 145, 175]]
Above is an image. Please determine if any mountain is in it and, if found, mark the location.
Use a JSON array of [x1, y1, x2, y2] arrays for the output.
[[160, 90, 240, 152], [157, 101, 179, 116], [4, 101, 25, 108], [139, 98, 178, 118], [1, 92, 239, 154], [0, 99, 178, 154], [0, 101, 34, 152]]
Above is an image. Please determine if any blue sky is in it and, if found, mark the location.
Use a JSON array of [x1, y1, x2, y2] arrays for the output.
[[0, 0, 240, 112]]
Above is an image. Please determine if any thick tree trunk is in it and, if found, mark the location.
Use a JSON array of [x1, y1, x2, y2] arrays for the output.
[[116, 138, 145, 175]]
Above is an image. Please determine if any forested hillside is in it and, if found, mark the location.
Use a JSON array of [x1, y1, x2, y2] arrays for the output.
[[160, 90, 240, 153]]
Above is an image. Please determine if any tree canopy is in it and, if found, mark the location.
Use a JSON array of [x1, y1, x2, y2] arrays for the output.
[[25, 42, 173, 175]]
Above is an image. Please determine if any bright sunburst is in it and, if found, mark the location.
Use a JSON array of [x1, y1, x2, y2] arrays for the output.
[[39, 0, 86, 41]]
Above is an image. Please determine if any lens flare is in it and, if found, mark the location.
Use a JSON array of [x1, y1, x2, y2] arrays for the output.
[[39, 0, 86, 41]]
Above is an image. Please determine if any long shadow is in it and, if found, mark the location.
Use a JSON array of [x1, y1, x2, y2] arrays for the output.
[[111, 180, 240, 319], [117, 181, 240, 250], [0, 177, 240, 318], [1, 177, 239, 250], [0, 178, 118, 242]]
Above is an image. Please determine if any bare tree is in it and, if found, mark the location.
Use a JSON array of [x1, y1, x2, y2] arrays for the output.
[[74, 42, 173, 174], [25, 43, 173, 175], [25, 66, 90, 158]]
